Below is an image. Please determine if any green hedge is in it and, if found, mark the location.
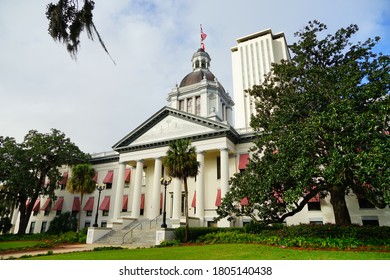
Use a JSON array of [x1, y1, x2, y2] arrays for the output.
[[0, 228, 87, 245], [174, 227, 245, 243], [175, 224, 390, 249]]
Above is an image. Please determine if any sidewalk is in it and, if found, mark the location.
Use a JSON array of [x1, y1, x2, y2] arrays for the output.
[[0, 243, 143, 260]]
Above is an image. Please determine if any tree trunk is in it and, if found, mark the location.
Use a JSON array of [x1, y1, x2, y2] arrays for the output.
[[329, 186, 351, 225], [17, 194, 39, 235], [77, 193, 84, 232], [183, 177, 189, 243], [17, 212, 28, 235]]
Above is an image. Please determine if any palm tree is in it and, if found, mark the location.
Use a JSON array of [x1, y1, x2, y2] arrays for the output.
[[164, 139, 200, 242], [67, 163, 96, 231]]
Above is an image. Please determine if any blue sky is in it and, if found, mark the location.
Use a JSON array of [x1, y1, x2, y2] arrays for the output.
[[0, 0, 389, 154]]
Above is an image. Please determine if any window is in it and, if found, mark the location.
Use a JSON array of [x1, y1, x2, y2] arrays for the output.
[[358, 198, 375, 209], [86, 211, 92, 217], [207, 221, 217, 228], [102, 210, 109, 216], [56, 210, 61, 216], [362, 218, 379, 226], [124, 168, 131, 188], [101, 222, 107, 228], [84, 221, 91, 228], [216, 157, 221, 179], [309, 220, 323, 225], [33, 210, 39, 216], [238, 154, 249, 172], [308, 201, 321, 211], [181, 192, 186, 216], [29, 222, 35, 234], [187, 98, 193, 114], [180, 99, 185, 111], [40, 221, 47, 233], [41, 199, 51, 216], [140, 194, 145, 216], [195, 96, 201, 115], [103, 170, 114, 189], [122, 195, 128, 212]]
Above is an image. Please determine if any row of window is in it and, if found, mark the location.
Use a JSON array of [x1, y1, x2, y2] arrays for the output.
[[178, 96, 201, 115]]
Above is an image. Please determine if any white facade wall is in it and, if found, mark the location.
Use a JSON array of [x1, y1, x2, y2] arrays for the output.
[[15, 139, 390, 234]]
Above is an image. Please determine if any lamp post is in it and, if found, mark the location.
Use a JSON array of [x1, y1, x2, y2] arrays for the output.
[[160, 177, 172, 228], [93, 184, 105, 227]]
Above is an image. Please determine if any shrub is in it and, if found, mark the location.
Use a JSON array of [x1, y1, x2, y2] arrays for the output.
[[174, 227, 245, 243], [190, 224, 390, 250], [157, 240, 181, 247], [0, 217, 12, 234], [47, 212, 77, 234]]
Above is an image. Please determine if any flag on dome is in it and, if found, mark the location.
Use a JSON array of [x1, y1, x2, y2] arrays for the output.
[[200, 24, 207, 41]]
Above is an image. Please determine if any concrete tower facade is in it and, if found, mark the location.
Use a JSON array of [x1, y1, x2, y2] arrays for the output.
[[231, 29, 291, 131]]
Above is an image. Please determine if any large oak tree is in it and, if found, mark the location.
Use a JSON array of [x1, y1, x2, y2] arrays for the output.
[[218, 21, 389, 225], [0, 129, 88, 234]]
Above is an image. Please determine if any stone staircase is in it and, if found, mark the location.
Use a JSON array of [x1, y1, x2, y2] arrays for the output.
[[94, 216, 171, 248]]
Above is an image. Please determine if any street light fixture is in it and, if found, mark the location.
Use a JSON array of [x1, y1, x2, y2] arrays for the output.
[[160, 177, 172, 229], [93, 184, 105, 227]]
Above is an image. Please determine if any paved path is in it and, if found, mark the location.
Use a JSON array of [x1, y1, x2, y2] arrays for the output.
[[0, 243, 148, 260]]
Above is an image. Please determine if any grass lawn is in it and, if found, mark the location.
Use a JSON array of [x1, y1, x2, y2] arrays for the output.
[[25, 244, 390, 260], [0, 241, 46, 251]]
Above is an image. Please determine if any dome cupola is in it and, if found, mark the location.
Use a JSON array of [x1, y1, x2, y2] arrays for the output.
[[167, 28, 234, 124]]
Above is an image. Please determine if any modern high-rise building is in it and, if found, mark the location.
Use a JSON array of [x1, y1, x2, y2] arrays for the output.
[[231, 29, 291, 131]]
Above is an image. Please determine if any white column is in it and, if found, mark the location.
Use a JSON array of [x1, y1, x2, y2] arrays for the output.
[[172, 178, 181, 220], [218, 148, 231, 228], [220, 148, 229, 197], [196, 151, 205, 222], [151, 157, 162, 219], [131, 160, 143, 219], [113, 162, 126, 221]]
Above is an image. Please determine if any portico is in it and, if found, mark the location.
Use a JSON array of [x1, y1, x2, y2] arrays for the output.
[[110, 115, 238, 228]]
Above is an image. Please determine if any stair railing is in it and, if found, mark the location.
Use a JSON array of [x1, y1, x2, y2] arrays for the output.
[[149, 214, 161, 229], [122, 222, 143, 245]]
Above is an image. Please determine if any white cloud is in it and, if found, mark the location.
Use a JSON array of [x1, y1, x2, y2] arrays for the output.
[[0, 0, 388, 154]]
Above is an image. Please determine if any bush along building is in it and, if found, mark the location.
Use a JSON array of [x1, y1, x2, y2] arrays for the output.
[[11, 28, 390, 239]]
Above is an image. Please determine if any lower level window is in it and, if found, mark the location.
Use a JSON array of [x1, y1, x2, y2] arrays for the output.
[[362, 217, 379, 226], [40, 221, 47, 233], [29, 222, 35, 234], [309, 220, 323, 225], [102, 210, 109, 216]]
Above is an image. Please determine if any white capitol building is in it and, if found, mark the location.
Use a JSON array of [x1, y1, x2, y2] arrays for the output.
[[11, 28, 390, 239]]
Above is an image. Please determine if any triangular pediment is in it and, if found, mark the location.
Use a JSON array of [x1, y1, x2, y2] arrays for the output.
[[132, 115, 216, 145], [113, 107, 235, 151]]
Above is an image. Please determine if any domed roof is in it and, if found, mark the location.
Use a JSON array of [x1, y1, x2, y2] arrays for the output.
[[179, 69, 215, 87], [178, 48, 225, 92]]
